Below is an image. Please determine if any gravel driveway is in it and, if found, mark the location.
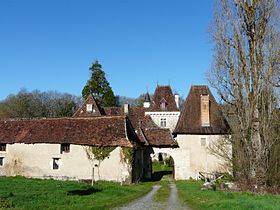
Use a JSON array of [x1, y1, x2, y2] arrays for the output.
[[115, 183, 191, 210]]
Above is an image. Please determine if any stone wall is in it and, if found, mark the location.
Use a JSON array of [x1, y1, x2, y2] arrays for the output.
[[145, 111, 180, 132], [152, 134, 230, 180], [0, 143, 131, 182]]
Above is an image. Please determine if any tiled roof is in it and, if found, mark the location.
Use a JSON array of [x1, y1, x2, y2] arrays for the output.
[[139, 115, 177, 147], [73, 94, 105, 117], [142, 128, 177, 147], [72, 91, 177, 147], [105, 106, 177, 147], [173, 85, 230, 135], [104, 107, 123, 116], [148, 86, 179, 112], [0, 116, 140, 147]]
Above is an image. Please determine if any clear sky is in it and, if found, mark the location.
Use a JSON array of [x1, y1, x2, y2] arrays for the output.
[[0, 0, 214, 100]]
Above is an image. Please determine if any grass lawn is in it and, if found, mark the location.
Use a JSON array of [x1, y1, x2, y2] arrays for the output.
[[152, 161, 173, 181], [177, 180, 280, 210], [0, 176, 153, 210]]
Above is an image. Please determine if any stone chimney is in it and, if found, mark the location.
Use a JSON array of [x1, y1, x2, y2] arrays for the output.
[[124, 104, 129, 115], [174, 94, 180, 109], [201, 95, 210, 127]]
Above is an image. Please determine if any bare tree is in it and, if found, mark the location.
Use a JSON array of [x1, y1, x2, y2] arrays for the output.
[[208, 0, 280, 186], [0, 89, 81, 119]]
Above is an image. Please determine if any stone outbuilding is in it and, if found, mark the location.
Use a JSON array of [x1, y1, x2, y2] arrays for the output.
[[0, 116, 145, 183]]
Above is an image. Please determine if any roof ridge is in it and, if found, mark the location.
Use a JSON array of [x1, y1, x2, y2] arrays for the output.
[[0, 115, 125, 122]]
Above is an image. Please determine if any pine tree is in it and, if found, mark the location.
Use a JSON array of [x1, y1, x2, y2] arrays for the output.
[[82, 61, 117, 107]]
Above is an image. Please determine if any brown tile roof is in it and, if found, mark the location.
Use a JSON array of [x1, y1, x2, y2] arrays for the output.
[[0, 116, 140, 147], [138, 115, 177, 147], [173, 85, 230, 135], [127, 107, 145, 129], [148, 86, 179, 112], [142, 128, 177, 147], [104, 107, 123, 116], [73, 94, 105, 117], [105, 107, 145, 130], [104, 106, 177, 147]]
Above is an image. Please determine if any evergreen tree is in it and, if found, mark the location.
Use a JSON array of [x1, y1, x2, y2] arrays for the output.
[[82, 61, 117, 107]]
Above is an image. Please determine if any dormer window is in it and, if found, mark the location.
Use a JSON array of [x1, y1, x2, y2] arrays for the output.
[[86, 104, 93, 112], [160, 98, 167, 110]]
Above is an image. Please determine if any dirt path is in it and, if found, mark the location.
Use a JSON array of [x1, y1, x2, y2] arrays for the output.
[[115, 183, 191, 210], [115, 185, 165, 210], [167, 183, 190, 210]]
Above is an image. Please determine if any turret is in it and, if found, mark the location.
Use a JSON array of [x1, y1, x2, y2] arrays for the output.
[[143, 92, 151, 108]]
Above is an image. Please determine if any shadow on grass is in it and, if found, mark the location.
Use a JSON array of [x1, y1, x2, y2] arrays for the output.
[[67, 187, 101, 196], [152, 171, 172, 182]]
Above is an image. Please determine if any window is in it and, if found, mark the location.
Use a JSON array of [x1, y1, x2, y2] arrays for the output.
[[60, 144, 70, 154], [201, 138, 207, 147], [86, 104, 93, 112], [160, 98, 167, 110], [52, 158, 60, 170], [160, 118, 167, 128], [160, 102, 166, 110], [0, 157, 3, 166], [0, 144, 6, 152]]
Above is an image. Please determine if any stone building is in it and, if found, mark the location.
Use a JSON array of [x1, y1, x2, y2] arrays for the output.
[[173, 85, 230, 178], [0, 93, 175, 182], [144, 86, 180, 132], [0, 85, 230, 182]]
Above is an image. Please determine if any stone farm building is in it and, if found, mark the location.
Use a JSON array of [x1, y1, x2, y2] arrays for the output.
[[0, 85, 230, 182]]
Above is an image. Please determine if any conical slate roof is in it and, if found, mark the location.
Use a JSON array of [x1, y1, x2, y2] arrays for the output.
[[173, 85, 230, 134], [144, 92, 151, 102]]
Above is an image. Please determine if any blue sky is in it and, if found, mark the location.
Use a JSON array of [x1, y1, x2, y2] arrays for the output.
[[0, 0, 214, 100]]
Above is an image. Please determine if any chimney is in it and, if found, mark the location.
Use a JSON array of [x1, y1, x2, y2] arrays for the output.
[[201, 95, 210, 127], [124, 104, 129, 115], [174, 94, 180, 109]]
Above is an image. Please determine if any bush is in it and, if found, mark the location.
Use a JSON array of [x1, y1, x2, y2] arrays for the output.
[[165, 157, 174, 167], [0, 198, 13, 209]]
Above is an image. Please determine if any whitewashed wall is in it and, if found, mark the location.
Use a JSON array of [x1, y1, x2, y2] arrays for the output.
[[145, 112, 180, 132], [0, 144, 131, 182], [152, 135, 230, 180]]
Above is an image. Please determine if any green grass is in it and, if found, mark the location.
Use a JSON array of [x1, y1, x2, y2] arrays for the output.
[[152, 161, 173, 181], [0, 176, 153, 210], [153, 181, 170, 203], [177, 180, 280, 210], [152, 161, 172, 173]]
